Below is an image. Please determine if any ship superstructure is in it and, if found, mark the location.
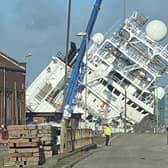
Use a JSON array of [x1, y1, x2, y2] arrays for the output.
[[26, 11, 168, 128]]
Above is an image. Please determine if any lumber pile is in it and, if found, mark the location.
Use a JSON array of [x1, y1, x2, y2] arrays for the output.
[[38, 124, 59, 162], [5, 124, 60, 167], [6, 125, 40, 167]]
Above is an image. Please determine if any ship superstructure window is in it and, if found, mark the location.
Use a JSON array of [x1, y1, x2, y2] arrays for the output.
[[35, 83, 52, 102], [110, 71, 123, 83], [137, 107, 143, 112], [46, 88, 60, 104], [131, 103, 137, 108], [127, 100, 132, 105], [88, 71, 92, 75], [113, 89, 120, 96], [118, 28, 130, 40], [102, 80, 107, 86], [142, 111, 148, 114], [107, 85, 113, 92]]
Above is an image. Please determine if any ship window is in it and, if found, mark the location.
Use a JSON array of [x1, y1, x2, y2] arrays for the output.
[[93, 99, 96, 102], [114, 72, 122, 80], [137, 107, 143, 112], [127, 100, 132, 105], [47, 67, 51, 72], [35, 83, 52, 102], [142, 111, 148, 114], [98, 78, 103, 82], [88, 71, 92, 75], [131, 103, 137, 108], [113, 89, 120, 96], [107, 85, 113, 92], [102, 80, 107, 86]]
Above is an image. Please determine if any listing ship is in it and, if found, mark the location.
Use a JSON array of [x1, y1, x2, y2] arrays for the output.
[[26, 11, 168, 130]]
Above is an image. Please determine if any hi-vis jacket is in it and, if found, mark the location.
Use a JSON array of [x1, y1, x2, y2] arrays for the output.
[[104, 127, 112, 136]]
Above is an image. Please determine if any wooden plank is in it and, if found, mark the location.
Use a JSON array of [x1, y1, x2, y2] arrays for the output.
[[10, 152, 34, 157], [9, 137, 39, 143], [10, 156, 39, 162], [9, 141, 39, 147], [5, 160, 39, 167], [9, 147, 39, 153], [37, 125, 52, 130], [7, 124, 37, 131], [8, 129, 38, 138]]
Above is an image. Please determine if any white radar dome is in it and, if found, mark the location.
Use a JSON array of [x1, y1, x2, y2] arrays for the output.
[[92, 33, 104, 45], [146, 20, 167, 41], [155, 87, 165, 100]]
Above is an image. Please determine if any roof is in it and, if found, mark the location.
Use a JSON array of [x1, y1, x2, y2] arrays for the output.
[[0, 51, 26, 72]]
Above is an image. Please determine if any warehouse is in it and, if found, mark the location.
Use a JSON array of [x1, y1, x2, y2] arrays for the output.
[[0, 52, 26, 126]]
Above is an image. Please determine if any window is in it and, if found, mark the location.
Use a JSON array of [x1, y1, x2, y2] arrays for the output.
[[113, 89, 120, 96], [35, 83, 52, 102], [137, 107, 143, 112], [107, 85, 113, 92], [102, 80, 107, 86], [131, 103, 137, 108], [127, 100, 132, 105]]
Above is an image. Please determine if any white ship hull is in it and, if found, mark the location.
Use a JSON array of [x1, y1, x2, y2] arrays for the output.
[[26, 11, 168, 130]]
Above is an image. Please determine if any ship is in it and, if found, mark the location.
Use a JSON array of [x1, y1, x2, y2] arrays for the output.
[[26, 11, 168, 132]]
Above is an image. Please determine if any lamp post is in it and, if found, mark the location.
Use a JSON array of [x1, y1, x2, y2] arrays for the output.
[[151, 86, 159, 133], [25, 53, 32, 88], [155, 88, 159, 133], [124, 87, 127, 134], [60, 0, 71, 154]]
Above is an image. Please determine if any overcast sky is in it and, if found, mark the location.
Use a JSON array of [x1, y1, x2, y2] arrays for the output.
[[0, 0, 168, 85]]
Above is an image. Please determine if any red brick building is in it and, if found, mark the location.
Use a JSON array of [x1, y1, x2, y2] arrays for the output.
[[0, 52, 26, 126]]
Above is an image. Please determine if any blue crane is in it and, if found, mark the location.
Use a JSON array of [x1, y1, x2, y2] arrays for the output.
[[62, 0, 102, 118]]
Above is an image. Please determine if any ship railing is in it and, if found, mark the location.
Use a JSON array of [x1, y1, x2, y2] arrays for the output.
[[124, 22, 168, 64], [111, 58, 152, 91], [122, 64, 140, 73], [109, 37, 159, 76]]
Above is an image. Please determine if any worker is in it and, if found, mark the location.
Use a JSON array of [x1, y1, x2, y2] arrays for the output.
[[103, 124, 112, 146]]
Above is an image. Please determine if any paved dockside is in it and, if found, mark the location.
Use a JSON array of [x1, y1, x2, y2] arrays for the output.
[[73, 134, 168, 168]]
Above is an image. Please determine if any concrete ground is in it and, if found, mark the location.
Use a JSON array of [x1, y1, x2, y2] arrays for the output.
[[0, 145, 8, 168], [73, 134, 168, 168]]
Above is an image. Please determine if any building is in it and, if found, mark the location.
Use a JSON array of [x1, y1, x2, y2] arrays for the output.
[[0, 51, 26, 126]]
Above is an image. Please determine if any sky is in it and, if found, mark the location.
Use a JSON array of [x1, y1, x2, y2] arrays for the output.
[[0, 0, 168, 86]]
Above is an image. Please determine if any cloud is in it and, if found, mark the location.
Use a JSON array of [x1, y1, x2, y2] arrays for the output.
[[14, 0, 65, 31], [0, 0, 168, 83]]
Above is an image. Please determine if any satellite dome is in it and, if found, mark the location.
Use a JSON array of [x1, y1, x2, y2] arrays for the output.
[[155, 87, 165, 100], [146, 20, 167, 41], [92, 33, 104, 45]]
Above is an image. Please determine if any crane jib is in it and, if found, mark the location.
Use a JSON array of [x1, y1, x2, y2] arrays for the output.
[[62, 0, 102, 118]]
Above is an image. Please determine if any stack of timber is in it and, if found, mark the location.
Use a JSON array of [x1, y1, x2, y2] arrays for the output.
[[6, 125, 40, 167], [5, 124, 60, 167], [38, 124, 59, 162]]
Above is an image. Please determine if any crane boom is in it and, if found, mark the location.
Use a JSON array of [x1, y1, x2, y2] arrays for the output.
[[62, 0, 102, 118]]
